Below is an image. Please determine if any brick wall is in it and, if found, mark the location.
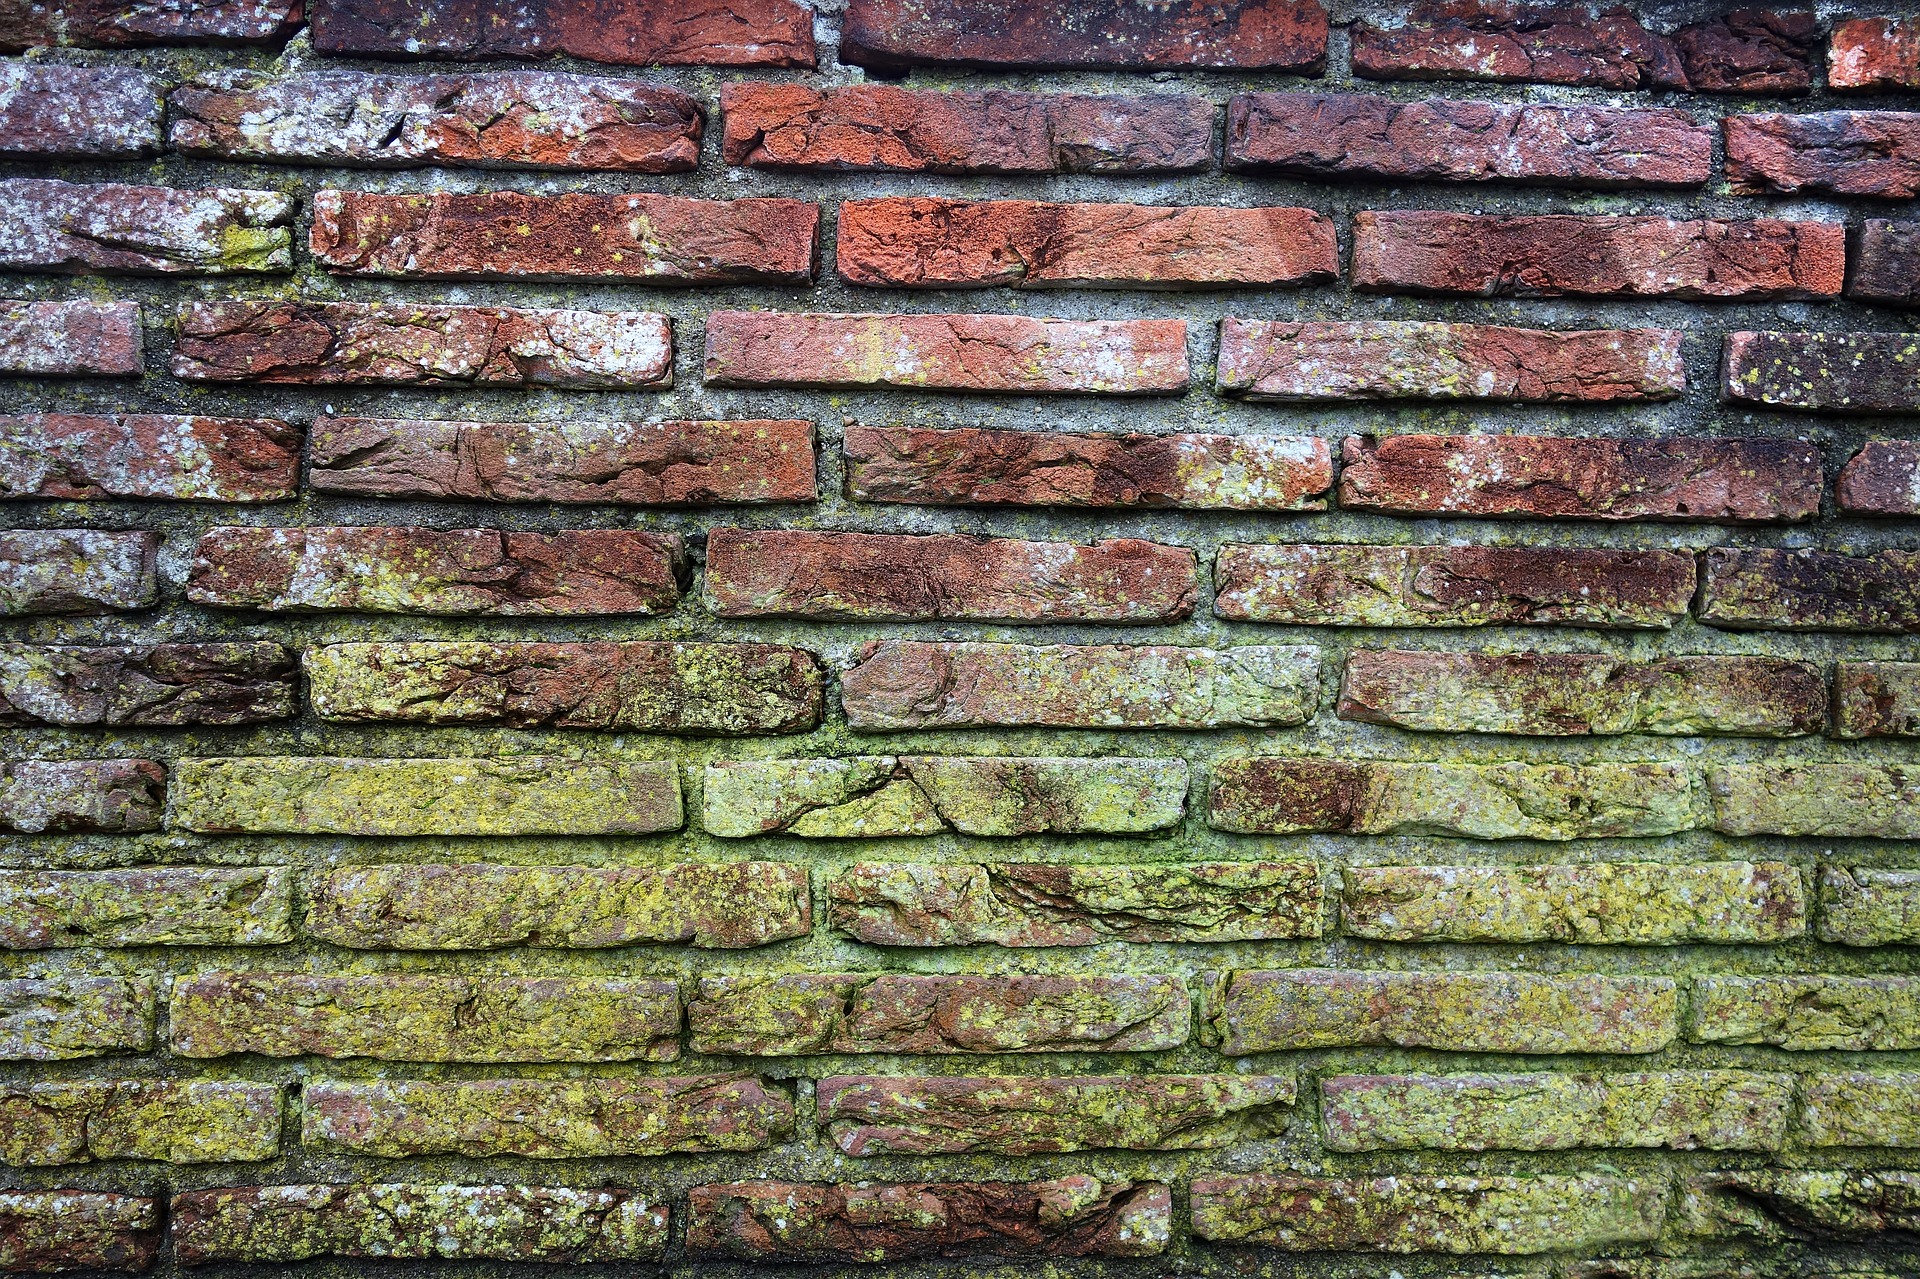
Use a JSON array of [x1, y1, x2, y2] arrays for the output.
[[0, 0, 1917, 1273]]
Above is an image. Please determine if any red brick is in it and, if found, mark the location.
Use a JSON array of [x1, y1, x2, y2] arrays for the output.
[[1726, 112, 1920, 198], [1698, 548, 1920, 633], [1337, 434, 1822, 522], [1851, 221, 1920, 306], [719, 83, 1213, 175], [705, 311, 1188, 395], [311, 0, 815, 66], [0, 643, 296, 727], [0, 0, 298, 50], [0, 531, 158, 614], [1670, 9, 1818, 92], [1352, 211, 1843, 301], [0, 414, 296, 501], [0, 179, 293, 275], [1723, 331, 1920, 412], [837, 198, 1334, 290], [705, 529, 1195, 622], [188, 527, 685, 616], [1830, 17, 1920, 90], [172, 301, 671, 388], [1227, 92, 1711, 188], [0, 760, 166, 834], [1833, 663, 1920, 738], [0, 1192, 156, 1273], [0, 65, 160, 158], [1840, 440, 1920, 514], [312, 190, 817, 284], [0, 300, 141, 377], [1218, 319, 1683, 404]]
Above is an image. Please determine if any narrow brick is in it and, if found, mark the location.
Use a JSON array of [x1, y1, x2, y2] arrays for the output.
[[306, 861, 809, 950], [0, 1081, 278, 1165], [1680, 1169, 1920, 1240], [829, 861, 1322, 947], [0, 760, 165, 834], [306, 641, 820, 733], [1690, 975, 1920, 1050], [170, 756, 682, 836], [0, 531, 156, 615], [706, 529, 1195, 622], [837, 198, 1335, 290], [1831, 17, 1920, 90], [1218, 319, 1683, 403], [703, 757, 1188, 838], [841, 641, 1319, 731], [171, 69, 701, 172], [1800, 1073, 1920, 1146], [1341, 862, 1804, 944], [1819, 865, 1920, 945], [0, 867, 291, 948], [0, 643, 294, 727], [1849, 221, 1920, 307], [1227, 93, 1711, 188], [688, 1179, 1170, 1262], [719, 83, 1213, 175], [705, 311, 1187, 395], [1839, 440, 1920, 512], [1723, 331, 1920, 412], [0, 978, 152, 1060], [1216, 544, 1696, 629], [1211, 969, 1677, 1055], [1339, 651, 1827, 737], [0, 65, 160, 158], [0, 300, 141, 377], [689, 974, 1190, 1055], [1711, 763, 1920, 839], [0, 414, 296, 501], [312, 0, 815, 65], [170, 972, 681, 1063], [818, 1074, 1293, 1156], [0, 179, 292, 275], [0, 1193, 156, 1273], [1700, 548, 1920, 632], [0, 0, 297, 49], [1835, 661, 1920, 737], [189, 527, 684, 616], [1728, 112, 1920, 197]]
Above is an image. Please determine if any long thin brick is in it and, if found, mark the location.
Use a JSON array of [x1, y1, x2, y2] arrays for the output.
[[836, 198, 1336, 289], [1681, 1169, 1920, 1239], [312, 0, 816, 65], [0, 65, 161, 158], [1710, 763, 1920, 839], [0, 179, 293, 275], [0, 414, 297, 502], [0, 867, 292, 948], [1227, 92, 1712, 188], [0, 1193, 156, 1273], [188, 527, 685, 616], [0, 760, 166, 834], [1834, 662, 1920, 737], [0, 300, 141, 377], [0, 0, 298, 49], [0, 531, 158, 615], [1819, 865, 1920, 946], [0, 643, 294, 727], [1689, 975, 1920, 1050], [306, 642, 820, 733], [1800, 1073, 1920, 1146], [1830, 17, 1920, 90], [0, 1081, 279, 1165], [0, 978, 152, 1060], [1698, 548, 1920, 632], [841, 641, 1320, 731], [1723, 331, 1920, 413], [1217, 319, 1683, 403], [1850, 221, 1920, 307], [1727, 111, 1920, 197], [719, 83, 1213, 175], [170, 756, 683, 836], [1840, 441, 1920, 513]]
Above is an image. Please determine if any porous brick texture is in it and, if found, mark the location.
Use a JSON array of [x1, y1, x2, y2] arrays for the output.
[[0, 3, 1915, 1277]]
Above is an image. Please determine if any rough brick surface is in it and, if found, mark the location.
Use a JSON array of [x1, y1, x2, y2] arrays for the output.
[[1848, 221, 1920, 306], [0, 414, 297, 501], [311, 0, 816, 65], [0, 1192, 156, 1273], [0, 300, 142, 377], [1724, 332, 1920, 412], [1830, 17, 1920, 90], [0, 978, 152, 1060], [0, 179, 293, 275], [1689, 976, 1920, 1050], [1727, 111, 1920, 197], [1799, 1073, 1920, 1146], [1710, 763, 1920, 839], [0, 1080, 280, 1164], [0, 867, 291, 948], [1680, 1169, 1920, 1239], [1698, 548, 1920, 632], [0, 760, 165, 834], [0, 643, 293, 727], [1839, 441, 1920, 513], [0, 531, 157, 615], [0, 65, 160, 158], [1835, 662, 1920, 737], [1819, 865, 1920, 945], [0, 0, 298, 49]]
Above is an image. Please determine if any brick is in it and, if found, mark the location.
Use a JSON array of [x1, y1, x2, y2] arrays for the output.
[[844, 426, 1331, 511], [689, 974, 1190, 1055], [171, 69, 701, 172], [0, 414, 296, 501], [0, 300, 141, 377], [0, 1192, 156, 1273], [0, 179, 292, 275], [841, 641, 1319, 730], [1217, 544, 1696, 630], [1338, 651, 1827, 737], [1700, 548, 1920, 632], [1353, 211, 1843, 302], [1227, 93, 1711, 188], [1818, 865, 1920, 945], [1190, 1174, 1664, 1254], [0, 65, 160, 158], [1689, 975, 1920, 1050], [1835, 661, 1920, 737], [0, 1081, 278, 1165], [1726, 331, 1920, 412], [687, 1178, 1170, 1262], [0, 531, 156, 615], [1669, 9, 1819, 91], [170, 756, 682, 836], [818, 1074, 1293, 1156], [0, 0, 298, 49], [0, 760, 165, 834], [0, 978, 152, 1060], [705, 530, 1195, 622], [188, 527, 684, 616], [1727, 112, 1920, 197], [828, 861, 1323, 947], [1849, 221, 1920, 307], [702, 757, 1188, 838], [312, 0, 815, 65], [0, 867, 292, 947], [1800, 1073, 1920, 1146], [304, 1076, 792, 1157], [171, 1185, 667, 1264], [1830, 17, 1920, 90], [1680, 1169, 1920, 1240], [1840, 440, 1920, 512], [1218, 319, 1683, 403], [1711, 764, 1920, 839], [719, 83, 1212, 175], [0, 643, 294, 727], [306, 861, 809, 950], [705, 311, 1187, 395], [306, 641, 820, 733], [837, 198, 1335, 289], [170, 972, 681, 1063]]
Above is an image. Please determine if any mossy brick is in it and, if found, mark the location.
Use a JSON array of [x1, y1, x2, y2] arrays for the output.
[[1702, 549, 1920, 633], [310, 0, 815, 66], [1689, 975, 1920, 1050], [1817, 865, 1920, 946], [1726, 112, 1920, 197], [0, 978, 152, 1060], [0, 1192, 157, 1273], [0, 179, 293, 275], [0, 760, 166, 833], [0, 0, 296, 48], [1678, 1170, 1920, 1240], [0, 414, 297, 501], [1710, 763, 1920, 838], [0, 867, 291, 948], [1722, 332, 1920, 411], [0, 1081, 279, 1165], [1838, 660, 1920, 736], [0, 300, 141, 376], [0, 65, 161, 159], [1799, 1072, 1920, 1146], [0, 643, 294, 727], [1830, 17, 1920, 89], [0, 530, 156, 614]]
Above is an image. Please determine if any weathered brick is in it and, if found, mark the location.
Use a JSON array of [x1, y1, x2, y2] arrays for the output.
[[0, 1192, 156, 1273], [0, 0, 298, 49], [841, 641, 1319, 730], [1849, 221, 1920, 307], [189, 527, 685, 616], [1217, 319, 1684, 403], [1226, 93, 1711, 187], [306, 642, 820, 733], [170, 972, 681, 1063], [1800, 1073, 1920, 1146], [1835, 661, 1920, 737], [0, 414, 296, 502], [173, 300, 671, 388], [1724, 332, 1920, 412], [1212, 969, 1676, 1055], [303, 1076, 792, 1157], [687, 1178, 1170, 1262], [0, 300, 141, 377], [1679, 1169, 1920, 1240], [0, 65, 160, 158], [1840, 440, 1920, 513], [311, 0, 815, 65], [837, 198, 1335, 290], [1831, 16, 1920, 90], [818, 1074, 1293, 1156], [0, 531, 156, 615], [1727, 111, 1920, 197], [689, 974, 1190, 1055], [1216, 544, 1696, 629], [844, 426, 1331, 511], [0, 978, 152, 1060], [171, 1185, 667, 1264], [306, 861, 809, 950], [170, 69, 702, 172], [1670, 9, 1819, 91], [1341, 861, 1804, 944], [312, 190, 817, 284], [1339, 651, 1827, 737], [1818, 864, 1920, 945], [1190, 1173, 1664, 1253], [170, 756, 682, 836], [1700, 548, 1920, 632], [0, 760, 165, 834], [0, 867, 292, 947], [1712, 764, 1920, 838], [0, 1081, 278, 1165], [706, 530, 1194, 622], [0, 643, 294, 727], [703, 757, 1188, 838], [1689, 975, 1920, 1050], [0, 179, 292, 275], [719, 83, 1213, 175], [828, 861, 1323, 947], [705, 311, 1187, 395]]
